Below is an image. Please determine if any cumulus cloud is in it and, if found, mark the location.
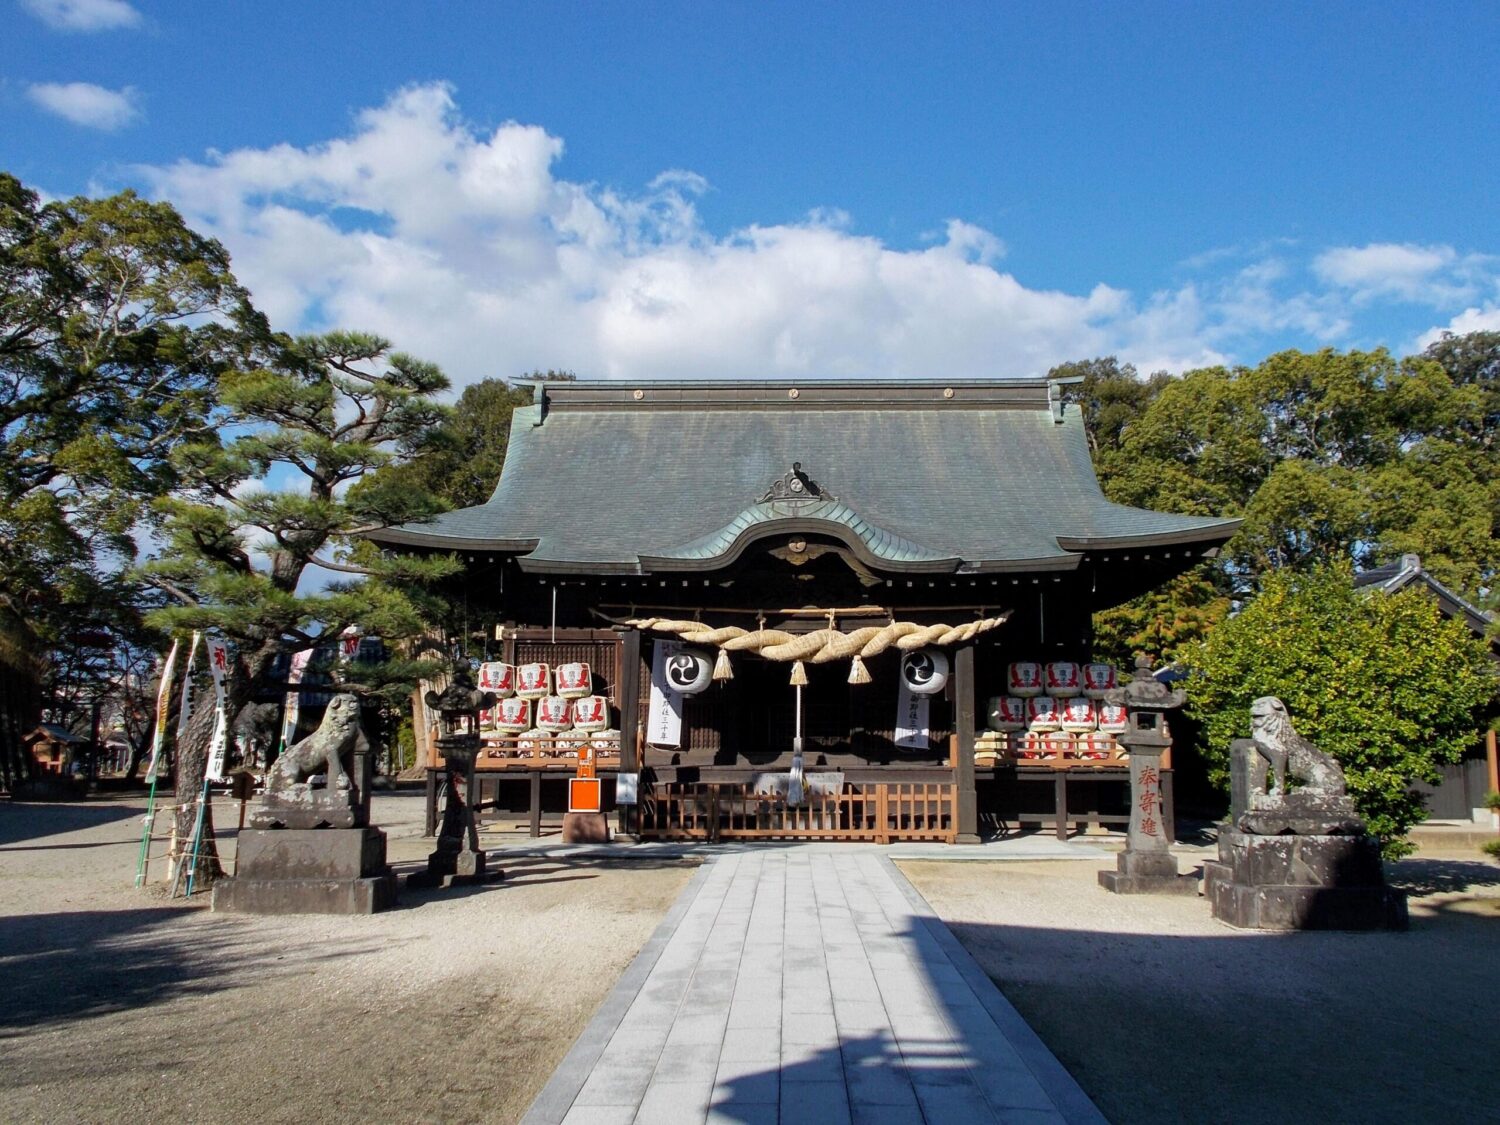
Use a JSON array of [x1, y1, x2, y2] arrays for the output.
[[27, 81, 140, 129], [1417, 305, 1500, 350], [135, 84, 1499, 388], [21, 0, 140, 31]]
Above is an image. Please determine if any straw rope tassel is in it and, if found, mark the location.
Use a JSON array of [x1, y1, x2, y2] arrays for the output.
[[848, 655, 871, 685], [789, 660, 808, 686], [713, 647, 734, 681]]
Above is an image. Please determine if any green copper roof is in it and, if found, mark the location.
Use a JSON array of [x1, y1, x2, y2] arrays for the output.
[[372, 380, 1241, 574]]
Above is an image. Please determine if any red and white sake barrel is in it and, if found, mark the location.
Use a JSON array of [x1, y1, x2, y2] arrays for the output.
[[478, 706, 497, 731], [1026, 695, 1062, 732], [588, 728, 620, 752], [477, 661, 515, 697], [1081, 663, 1117, 699], [536, 695, 572, 732], [516, 728, 545, 754], [987, 696, 1028, 732], [1097, 702, 1129, 734], [516, 662, 551, 699], [1044, 661, 1081, 697], [1018, 731, 1065, 759], [1077, 731, 1115, 759], [1059, 697, 1097, 733], [571, 695, 611, 733], [494, 696, 532, 734], [555, 662, 592, 699], [553, 730, 585, 756], [1007, 662, 1043, 697]]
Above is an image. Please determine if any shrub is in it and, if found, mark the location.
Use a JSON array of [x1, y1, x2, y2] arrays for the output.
[[1185, 561, 1494, 858]]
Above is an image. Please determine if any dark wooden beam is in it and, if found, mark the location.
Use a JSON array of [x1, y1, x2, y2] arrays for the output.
[[954, 643, 979, 844], [617, 628, 642, 837]]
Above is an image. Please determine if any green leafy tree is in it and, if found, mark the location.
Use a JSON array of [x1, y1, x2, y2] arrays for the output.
[[373, 377, 534, 509], [0, 172, 264, 785], [140, 331, 457, 884], [1184, 561, 1494, 857]]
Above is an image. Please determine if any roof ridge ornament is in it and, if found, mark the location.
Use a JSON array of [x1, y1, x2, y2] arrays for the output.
[[762, 462, 833, 503]]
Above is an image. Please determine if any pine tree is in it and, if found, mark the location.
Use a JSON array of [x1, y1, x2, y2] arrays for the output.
[[141, 331, 457, 886]]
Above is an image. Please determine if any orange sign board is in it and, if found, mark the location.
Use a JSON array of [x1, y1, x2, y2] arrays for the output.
[[569, 777, 602, 813]]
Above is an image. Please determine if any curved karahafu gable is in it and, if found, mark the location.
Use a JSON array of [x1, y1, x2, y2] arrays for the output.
[[369, 380, 1241, 575]]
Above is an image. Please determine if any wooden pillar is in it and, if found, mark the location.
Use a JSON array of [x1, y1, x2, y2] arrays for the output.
[[1487, 729, 1498, 803], [954, 644, 979, 844], [529, 770, 542, 838], [617, 629, 642, 837]]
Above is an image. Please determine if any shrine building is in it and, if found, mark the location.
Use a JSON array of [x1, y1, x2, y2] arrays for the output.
[[372, 379, 1240, 843]]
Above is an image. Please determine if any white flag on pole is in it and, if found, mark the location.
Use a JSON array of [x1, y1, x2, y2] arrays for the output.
[[144, 639, 181, 780], [204, 636, 232, 782]]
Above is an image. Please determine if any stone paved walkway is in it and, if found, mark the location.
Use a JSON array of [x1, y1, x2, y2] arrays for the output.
[[522, 850, 1105, 1125]]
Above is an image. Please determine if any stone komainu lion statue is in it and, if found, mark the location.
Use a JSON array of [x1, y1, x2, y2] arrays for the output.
[[1244, 696, 1346, 799], [267, 693, 367, 795]]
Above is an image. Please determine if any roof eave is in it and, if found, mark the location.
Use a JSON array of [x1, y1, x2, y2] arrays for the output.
[[1056, 519, 1243, 552]]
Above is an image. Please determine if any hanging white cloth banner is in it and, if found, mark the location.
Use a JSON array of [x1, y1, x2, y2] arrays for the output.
[[175, 631, 203, 740], [204, 636, 232, 782], [338, 626, 361, 664], [646, 640, 685, 748], [278, 648, 316, 753], [144, 639, 182, 780], [895, 681, 930, 750]]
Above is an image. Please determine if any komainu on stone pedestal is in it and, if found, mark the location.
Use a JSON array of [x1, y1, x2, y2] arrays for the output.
[[1203, 696, 1406, 931], [251, 694, 368, 830], [214, 694, 397, 915]]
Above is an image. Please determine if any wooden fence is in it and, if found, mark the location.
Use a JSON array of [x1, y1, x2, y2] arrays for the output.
[[637, 781, 956, 844]]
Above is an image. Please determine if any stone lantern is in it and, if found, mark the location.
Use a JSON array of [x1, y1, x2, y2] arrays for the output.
[[410, 671, 501, 887], [1098, 656, 1197, 895]]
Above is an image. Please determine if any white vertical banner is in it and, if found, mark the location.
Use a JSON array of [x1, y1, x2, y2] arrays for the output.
[[895, 681, 930, 750], [647, 639, 684, 748], [204, 636, 232, 782], [175, 631, 203, 740], [279, 648, 315, 753], [144, 639, 182, 780], [338, 626, 361, 664]]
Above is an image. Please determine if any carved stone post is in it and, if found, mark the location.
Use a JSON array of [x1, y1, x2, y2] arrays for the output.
[[1099, 657, 1197, 895]]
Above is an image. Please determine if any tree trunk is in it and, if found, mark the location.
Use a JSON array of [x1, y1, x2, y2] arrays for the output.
[[170, 697, 223, 891]]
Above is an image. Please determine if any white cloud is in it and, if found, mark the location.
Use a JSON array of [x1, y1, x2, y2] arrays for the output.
[[1312, 242, 1491, 306], [26, 81, 140, 129], [1416, 305, 1500, 350], [21, 0, 140, 31], [134, 83, 1498, 389]]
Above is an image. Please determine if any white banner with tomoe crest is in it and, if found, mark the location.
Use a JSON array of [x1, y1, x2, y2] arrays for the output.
[[647, 639, 685, 748]]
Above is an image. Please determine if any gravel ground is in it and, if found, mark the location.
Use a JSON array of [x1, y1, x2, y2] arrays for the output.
[[899, 845, 1500, 1125], [0, 791, 695, 1125]]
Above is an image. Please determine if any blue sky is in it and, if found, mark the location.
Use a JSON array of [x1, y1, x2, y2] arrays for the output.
[[6, 1, 1499, 387]]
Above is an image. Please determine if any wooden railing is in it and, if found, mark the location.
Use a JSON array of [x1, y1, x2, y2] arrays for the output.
[[638, 781, 955, 844], [431, 733, 622, 771], [977, 732, 1133, 769]]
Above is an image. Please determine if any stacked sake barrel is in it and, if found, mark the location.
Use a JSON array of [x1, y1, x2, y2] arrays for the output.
[[476, 660, 617, 761], [985, 661, 1126, 765]]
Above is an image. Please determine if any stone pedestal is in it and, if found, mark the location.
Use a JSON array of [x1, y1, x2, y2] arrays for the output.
[[562, 811, 610, 844], [212, 827, 396, 915], [1203, 829, 1407, 930], [1099, 744, 1196, 895], [1099, 849, 1199, 895]]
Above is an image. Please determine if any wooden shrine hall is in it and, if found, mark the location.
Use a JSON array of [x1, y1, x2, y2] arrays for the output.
[[373, 379, 1240, 844]]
